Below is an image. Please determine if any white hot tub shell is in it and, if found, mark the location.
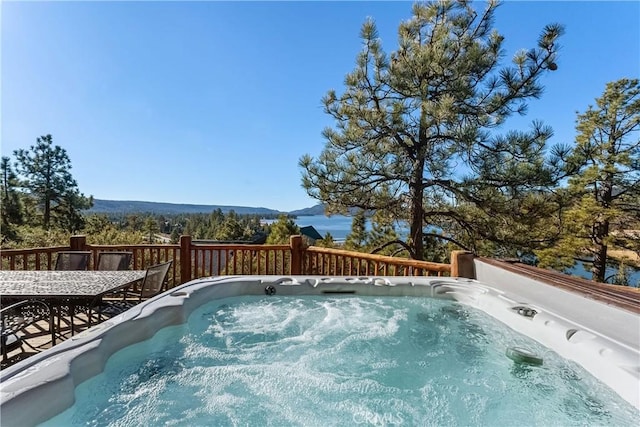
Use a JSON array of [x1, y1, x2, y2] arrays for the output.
[[1, 275, 638, 426]]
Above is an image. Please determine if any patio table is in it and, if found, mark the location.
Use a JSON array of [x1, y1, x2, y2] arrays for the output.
[[0, 270, 146, 344]]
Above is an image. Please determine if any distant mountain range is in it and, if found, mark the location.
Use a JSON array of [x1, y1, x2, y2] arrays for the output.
[[87, 199, 328, 216], [288, 204, 327, 216]]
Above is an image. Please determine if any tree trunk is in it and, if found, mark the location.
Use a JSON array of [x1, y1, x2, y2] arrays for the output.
[[44, 197, 51, 229], [409, 158, 425, 260], [592, 169, 614, 283], [591, 220, 609, 283], [44, 164, 52, 229]]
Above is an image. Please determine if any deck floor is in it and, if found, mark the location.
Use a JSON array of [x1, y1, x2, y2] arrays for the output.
[[1, 309, 112, 369]]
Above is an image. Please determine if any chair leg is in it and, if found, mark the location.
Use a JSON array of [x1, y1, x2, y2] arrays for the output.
[[87, 306, 100, 328], [70, 303, 75, 336], [56, 305, 65, 340], [54, 304, 73, 340], [50, 311, 56, 346]]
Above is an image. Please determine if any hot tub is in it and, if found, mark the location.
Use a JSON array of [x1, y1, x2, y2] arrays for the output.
[[1, 276, 638, 425]]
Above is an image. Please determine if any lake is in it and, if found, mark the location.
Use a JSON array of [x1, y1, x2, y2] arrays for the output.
[[568, 260, 640, 288], [292, 215, 640, 287], [293, 215, 356, 241]]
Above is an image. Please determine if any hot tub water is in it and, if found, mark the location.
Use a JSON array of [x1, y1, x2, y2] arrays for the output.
[[42, 295, 639, 426]]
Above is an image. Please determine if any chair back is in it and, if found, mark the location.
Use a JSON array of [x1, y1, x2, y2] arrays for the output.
[[55, 251, 91, 271], [1, 300, 51, 360], [140, 261, 172, 299], [1, 300, 50, 334], [97, 252, 133, 271]]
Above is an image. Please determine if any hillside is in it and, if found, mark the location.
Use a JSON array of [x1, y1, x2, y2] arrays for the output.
[[88, 199, 284, 215], [288, 204, 327, 216]]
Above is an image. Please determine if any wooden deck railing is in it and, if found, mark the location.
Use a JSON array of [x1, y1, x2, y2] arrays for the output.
[[303, 246, 451, 277], [0, 246, 68, 271], [1, 235, 461, 287]]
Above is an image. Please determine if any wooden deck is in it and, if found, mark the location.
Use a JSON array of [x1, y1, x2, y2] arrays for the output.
[[478, 257, 640, 314], [1, 314, 93, 369], [6, 266, 639, 370], [0, 298, 126, 369]]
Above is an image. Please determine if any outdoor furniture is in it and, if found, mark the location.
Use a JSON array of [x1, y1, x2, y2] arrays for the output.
[[98, 261, 172, 317], [51, 251, 92, 334], [55, 251, 91, 271], [0, 270, 146, 340], [97, 251, 133, 271], [53, 251, 92, 335], [1, 300, 52, 362]]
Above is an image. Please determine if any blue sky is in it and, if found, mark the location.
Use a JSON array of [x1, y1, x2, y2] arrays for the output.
[[2, 1, 639, 212]]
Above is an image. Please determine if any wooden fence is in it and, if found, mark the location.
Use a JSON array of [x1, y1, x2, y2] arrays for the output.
[[1, 235, 470, 287]]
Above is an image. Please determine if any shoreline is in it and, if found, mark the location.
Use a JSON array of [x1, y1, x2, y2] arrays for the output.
[[608, 249, 640, 269]]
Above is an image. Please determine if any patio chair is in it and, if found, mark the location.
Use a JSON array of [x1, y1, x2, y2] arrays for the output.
[[97, 251, 133, 271], [55, 251, 91, 271], [53, 251, 91, 337], [96, 261, 173, 317], [1, 300, 52, 362]]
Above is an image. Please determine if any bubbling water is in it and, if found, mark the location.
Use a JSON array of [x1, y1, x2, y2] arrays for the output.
[[43, 296, 639, 426]]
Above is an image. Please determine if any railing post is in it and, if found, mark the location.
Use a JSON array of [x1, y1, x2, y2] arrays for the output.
[[290, 235, 303, 275], [180, 235, 192, 284], [69, 235, 87, 251], [451, 250, 475, 279]]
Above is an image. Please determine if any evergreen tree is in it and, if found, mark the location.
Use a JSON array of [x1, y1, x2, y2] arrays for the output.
[[125, 214, 144, 232], [537, 78, 640, 282], [55, 191, 93, 233], [612, 261, 630, 287], [316, 232, 336, 248], [422, 229, 451, 264], [344, 210, 368, 251], [300, 0, 565, 259], [208, 208, 225, 237], [215, 210, 244, 240], [83, 214, 112, 235], [1, 156, 24, 240], [266, 215, 300, 244], [170, 226, 181, 244], [13, 135, 92, 229], [143, 216, 160, 243], [367, 211, 402, 256], [82, 214, 146, 245]]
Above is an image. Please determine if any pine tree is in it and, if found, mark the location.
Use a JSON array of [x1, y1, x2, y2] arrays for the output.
[[367, 211, 402, 256], [55, 191, 93, 233], [537, 78, 640, 282], [1, 156, 24, 241], [316, 232, 336, 248], [266, 215, 300, 244], [208, 208, 225, 237], [143, 216, 160, 243], [13, 135, 92, 230], [344, 210, 368, 251], [215, 211, 244, 240], [170, 226, 181, 244], [301, 0, 565, 259]]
